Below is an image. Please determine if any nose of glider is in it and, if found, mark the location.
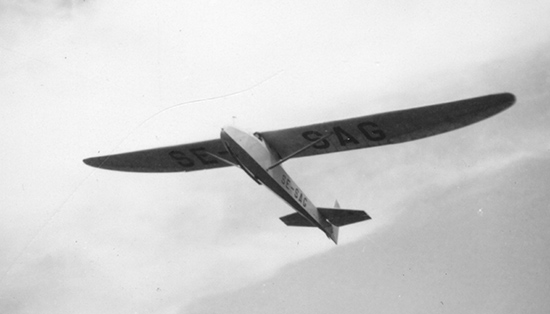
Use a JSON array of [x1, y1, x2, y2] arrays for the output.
[[221, 125, 238, 134], [221, 125, 248, 142], [220, 125, 239, 148]]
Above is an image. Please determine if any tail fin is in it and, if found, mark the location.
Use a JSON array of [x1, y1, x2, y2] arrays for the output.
[[321, 200, 369, 244], [327, 223, 339, 244]]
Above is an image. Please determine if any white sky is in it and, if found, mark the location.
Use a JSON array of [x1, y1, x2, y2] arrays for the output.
[[1, 1, 549, 313]]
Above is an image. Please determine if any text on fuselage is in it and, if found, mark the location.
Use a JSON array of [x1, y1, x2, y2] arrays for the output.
[[281, 174, 308, 207]]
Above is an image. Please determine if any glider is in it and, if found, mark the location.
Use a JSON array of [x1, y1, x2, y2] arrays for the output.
[[84, 93, 515, 243]]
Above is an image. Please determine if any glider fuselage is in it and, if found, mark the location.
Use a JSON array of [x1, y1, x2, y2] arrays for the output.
[[220, 126, 337, 241]]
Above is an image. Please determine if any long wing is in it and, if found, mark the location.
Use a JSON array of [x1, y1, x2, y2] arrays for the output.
[[83, 139, 235, 172], [259, 93, 515, 159], [84, 93, 515, 173]]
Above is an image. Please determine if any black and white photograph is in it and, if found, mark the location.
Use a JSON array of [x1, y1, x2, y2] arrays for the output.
[[1, 1, 549, 313]]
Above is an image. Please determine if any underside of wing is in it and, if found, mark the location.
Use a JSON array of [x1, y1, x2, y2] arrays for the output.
[[83, 139, 235, 172], [258, 93, 515, 159]]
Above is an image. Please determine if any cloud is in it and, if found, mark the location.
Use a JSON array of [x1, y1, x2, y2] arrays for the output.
[[0, 0, 91, 17], [185, 149, 550, 314], [0, 0, 92, 43], [184, 35, 550, 313]]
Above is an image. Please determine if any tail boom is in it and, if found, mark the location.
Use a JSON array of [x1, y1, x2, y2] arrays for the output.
[[280, 205, 370, 244]]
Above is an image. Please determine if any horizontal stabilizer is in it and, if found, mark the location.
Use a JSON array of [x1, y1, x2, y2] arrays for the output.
[[318, 207, 371, 227], [280, 212, 316, 227]]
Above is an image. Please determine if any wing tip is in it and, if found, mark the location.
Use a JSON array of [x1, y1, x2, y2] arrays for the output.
[[83, 156, 111, 170], [482, 92, 516, 118], [496, 92, 516, 108]]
